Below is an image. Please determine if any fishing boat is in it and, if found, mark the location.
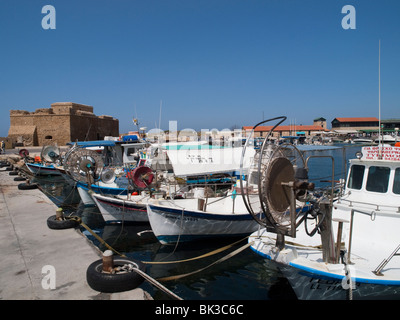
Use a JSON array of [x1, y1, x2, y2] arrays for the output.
[[22, 146, 64, 176], [244, 114, 400, 301], [144, 141, 260, 244], [249, 144, 400, 299], [25, 162, 62, 176], [63, 138, 149, 205]]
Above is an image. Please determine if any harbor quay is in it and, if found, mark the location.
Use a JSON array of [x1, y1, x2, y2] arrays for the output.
[[0, 162, 151, 300]]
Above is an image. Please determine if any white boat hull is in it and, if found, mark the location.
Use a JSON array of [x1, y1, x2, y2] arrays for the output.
[[91, 193, 148, 223], [26, 162, 62, 176], [147, 198, 259, 244], [77, 181, 129, 206], [77, 186, 95, 205], [249, 213, 400, 300]]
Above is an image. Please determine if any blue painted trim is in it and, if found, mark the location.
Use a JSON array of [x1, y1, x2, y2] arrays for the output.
[[77, 182, 128, 195], [27, 162, 56, 169], [250, 244, 400, 286], [95, 196, 146, 211], [158, 233, 250, 244], [148, 204, 254, 221]]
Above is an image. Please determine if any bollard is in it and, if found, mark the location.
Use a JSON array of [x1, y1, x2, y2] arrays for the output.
[[318, 200, 336, 263], [102, 250, 114, 273], [197, 198, 205, 211], [55, 208, 64, 221]]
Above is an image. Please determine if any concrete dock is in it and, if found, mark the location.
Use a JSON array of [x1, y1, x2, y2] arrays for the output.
[[0, 163, 151, 300]]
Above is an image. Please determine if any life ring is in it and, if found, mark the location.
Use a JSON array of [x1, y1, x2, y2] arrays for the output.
[[86, 257, 145, 293], [46, 215, 79, 230], [18, 182, 38, 190]]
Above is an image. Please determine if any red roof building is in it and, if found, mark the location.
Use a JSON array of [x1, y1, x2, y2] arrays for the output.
[[242, 124, 328, 138], [331, 117, 379, 132]]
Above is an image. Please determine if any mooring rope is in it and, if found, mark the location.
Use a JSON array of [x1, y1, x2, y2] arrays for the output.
[[69, 215, 250, 265], [67, 215, 252, 300], [156, 241, 254, 282], [68, 216, 128, 257], [130, 267, 183, 300], [144, 236, 249, 265]]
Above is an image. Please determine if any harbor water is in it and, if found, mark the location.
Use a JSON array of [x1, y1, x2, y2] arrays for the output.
[[32, 144, 362, 300]]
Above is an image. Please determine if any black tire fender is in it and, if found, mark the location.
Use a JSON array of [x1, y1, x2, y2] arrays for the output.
[[18, 183, 38, 190], [86, 257, 145, 293], [14, 176, 26, 181], [46, 215, 79, 230]]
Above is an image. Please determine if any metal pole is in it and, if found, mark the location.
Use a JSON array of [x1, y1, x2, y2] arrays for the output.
[[347, 209, 355, 264]]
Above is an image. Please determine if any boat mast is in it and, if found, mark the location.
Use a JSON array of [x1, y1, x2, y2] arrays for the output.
[[378, 39, 382, 158]]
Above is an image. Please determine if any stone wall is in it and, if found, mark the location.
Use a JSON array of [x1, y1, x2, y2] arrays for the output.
[[8, 102, 119, 147]]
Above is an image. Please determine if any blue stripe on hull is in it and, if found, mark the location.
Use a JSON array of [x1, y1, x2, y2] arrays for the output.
[[26, 163, 60, 175], [158, 233, 250, 244], [148, 204, 254, 221], [77, 182, 128, 195], [96, 197, 146, 212], [250, 244, 400, 287]]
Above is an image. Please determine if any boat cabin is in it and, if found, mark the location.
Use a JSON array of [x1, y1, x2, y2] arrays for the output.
[[66, 138, 148, 167], [344, 146, 400, 209]]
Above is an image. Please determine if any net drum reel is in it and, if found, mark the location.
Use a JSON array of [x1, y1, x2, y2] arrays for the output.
[[259, 144, 315, 238], [41, 144, 61, 163], [126, 166, 154, 190], [100, 168, 116, 184], [63, 147, 104, 185], [19, 149, 30, 158], [239, 116, 315, 241]]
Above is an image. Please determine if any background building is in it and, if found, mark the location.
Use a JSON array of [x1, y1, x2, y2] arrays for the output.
[[242, 124, 328, 139], [313, 117, 327, 129], [331, 117, 379, 134], [381, 119, 400, 133], [8, 102, 119, 147]]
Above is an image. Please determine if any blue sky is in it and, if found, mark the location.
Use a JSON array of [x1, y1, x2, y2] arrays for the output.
[[1, 0, 399, 137]]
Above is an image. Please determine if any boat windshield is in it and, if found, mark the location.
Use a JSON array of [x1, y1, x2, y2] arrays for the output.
[[366, 166, 390, 193], [393, 168, 400, 195], [347, 164, 365, 190]]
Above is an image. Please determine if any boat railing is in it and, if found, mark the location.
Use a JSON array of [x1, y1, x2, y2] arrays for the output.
[[347, 207, 399, 265], [373, 243, 400, 276], [337, 197, 400, 214]]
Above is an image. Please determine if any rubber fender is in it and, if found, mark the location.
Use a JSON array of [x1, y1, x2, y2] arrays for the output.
[[46, 215, 79, 230], [86, 257, 145, 293], [18, 183, 38, 190]]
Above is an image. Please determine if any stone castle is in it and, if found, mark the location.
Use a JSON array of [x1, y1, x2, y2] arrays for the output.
[[8, 102, 119, 147]]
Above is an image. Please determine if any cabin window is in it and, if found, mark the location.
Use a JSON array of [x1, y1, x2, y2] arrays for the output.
[[366, 166, 390, 193], [393, 168, 400, 195], [347, 165, 365, 190]]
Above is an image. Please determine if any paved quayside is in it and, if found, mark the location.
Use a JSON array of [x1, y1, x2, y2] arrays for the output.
[[0, 164, 152, 300]]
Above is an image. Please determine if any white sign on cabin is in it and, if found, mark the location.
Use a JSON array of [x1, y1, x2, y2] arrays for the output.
[[362, 146, 400, 161]]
